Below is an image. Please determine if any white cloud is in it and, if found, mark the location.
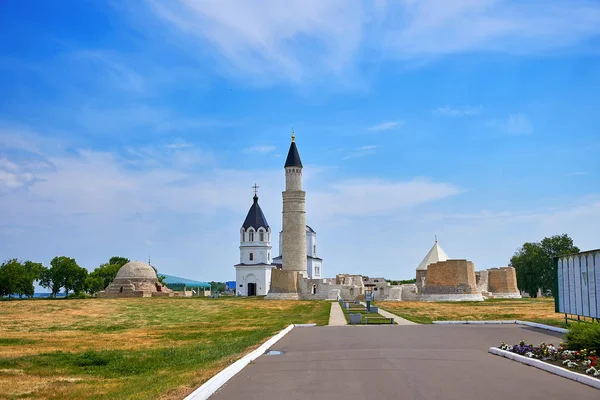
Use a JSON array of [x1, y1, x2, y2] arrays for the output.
[[343, 145, 377, 159], [144, 0, 366, 84], [73, 50, 147, 93], [487, 113, 533, 135], [310, 178, 462, 218], [435, 106, 482, 117], [243, 145, 276, 154], [135, 0, 600, 85], [367, 121, 403, 131], [384, 0, 600, 58]]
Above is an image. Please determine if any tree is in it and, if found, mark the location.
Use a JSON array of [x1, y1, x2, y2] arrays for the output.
[[510, 234, 579, 297], [108, 257, 129, 268], [0, 259, 25, 298], [22, 261, 46, 298], [210, 281, 225, 293], [41, 256, 87, 297], [0, 259, 46, 298], [85, 257, 129, 295]]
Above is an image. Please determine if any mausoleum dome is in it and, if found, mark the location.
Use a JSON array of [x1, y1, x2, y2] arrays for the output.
[[115, 261, 158, 280]]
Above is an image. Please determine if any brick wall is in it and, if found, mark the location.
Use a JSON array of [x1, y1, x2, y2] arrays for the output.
[[488, 267, 519, 294], [423, 259, 478, 294]]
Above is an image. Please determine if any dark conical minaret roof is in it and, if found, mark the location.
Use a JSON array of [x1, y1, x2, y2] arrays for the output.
[[284, 130, 303, 168], [242, 194, 269, 230]]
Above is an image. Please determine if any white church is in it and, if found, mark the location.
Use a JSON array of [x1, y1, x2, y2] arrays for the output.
[[234, 190, 323, 297]]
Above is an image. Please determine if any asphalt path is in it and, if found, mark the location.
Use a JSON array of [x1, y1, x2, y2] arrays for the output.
[[210, 325, 598, 400]]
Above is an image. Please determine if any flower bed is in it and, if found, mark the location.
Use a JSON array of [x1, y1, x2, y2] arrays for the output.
[[498, 340, 599, 378]]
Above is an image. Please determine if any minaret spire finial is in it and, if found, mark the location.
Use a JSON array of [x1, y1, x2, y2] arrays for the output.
[[252, 183, 259, 195], [291, 128, 295, 142], [435, 235, 437, 243]]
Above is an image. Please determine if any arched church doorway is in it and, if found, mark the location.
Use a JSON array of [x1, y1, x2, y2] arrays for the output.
[[248, 283, 256, 296]]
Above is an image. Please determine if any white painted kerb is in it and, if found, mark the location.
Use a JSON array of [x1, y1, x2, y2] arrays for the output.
[[184, 324, 295, 400], [489, 347, 600, 390], [432, 320, 568, 333]]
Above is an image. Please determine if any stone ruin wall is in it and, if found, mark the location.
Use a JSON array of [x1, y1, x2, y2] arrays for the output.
[[268, 269, 299, 293], [487, 267, 521, 298], [401, 284, 419, 300], [423, 260, 478, 295], [416, 270, 427, 293], [475, 270, 489, 294]]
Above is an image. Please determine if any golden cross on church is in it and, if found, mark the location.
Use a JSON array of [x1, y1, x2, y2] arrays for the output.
[[252, 183, 259, 195]]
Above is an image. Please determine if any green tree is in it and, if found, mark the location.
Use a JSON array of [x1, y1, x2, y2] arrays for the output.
[[510, 234, 579, 297], [0, 259, 46, 298], [210, 281, 225, 293], [21, 261, 46, 298], [84, 257, 129, 295], [108, 257, 129, 268], [87, 263, 121, 293], [85, 275, 105, 295], [41, 256, 87, 297], [65, 263, 88, 295], [0, 259, 25, 298]]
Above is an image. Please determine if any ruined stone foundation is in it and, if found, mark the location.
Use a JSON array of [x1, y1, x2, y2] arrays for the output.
[[487, 267, 521, 298], [265, 269, 300, 300], [421, 259, 484, 301]]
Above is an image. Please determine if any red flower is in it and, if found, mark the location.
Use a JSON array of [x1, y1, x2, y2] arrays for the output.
[[590, 356, 598, 367]]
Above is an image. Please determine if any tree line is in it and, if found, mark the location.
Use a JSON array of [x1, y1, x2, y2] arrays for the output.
[[510, 233, 580, 298], [0, 256, 131, 298]]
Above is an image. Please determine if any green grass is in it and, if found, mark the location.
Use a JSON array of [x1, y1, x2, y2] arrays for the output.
[[0, 297, 331, 399], [340, 302, 395, 324], [379, 298, 563, 326], [0, 338, 37, 346]]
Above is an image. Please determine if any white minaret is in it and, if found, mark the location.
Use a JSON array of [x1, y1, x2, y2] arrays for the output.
[[234, 185, 274, 296], [281, 130, 307, 276]]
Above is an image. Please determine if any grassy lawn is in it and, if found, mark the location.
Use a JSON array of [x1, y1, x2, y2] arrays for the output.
[[378, 298, 565, 327], [341, 303, 394, 324], [0, 297, 330, 400]]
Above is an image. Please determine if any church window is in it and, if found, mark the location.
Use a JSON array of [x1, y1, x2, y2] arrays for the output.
[[313, 244, 316, 255], [312, 284, 317, 295], [315, 266, 320, 276], [268, 252, 270, 261], [249, 253, 254, 261], [260, 231, 264, 241], [249, 230, 254, 241]]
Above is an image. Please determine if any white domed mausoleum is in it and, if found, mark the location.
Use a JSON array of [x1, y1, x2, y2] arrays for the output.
[[97, 261, 173, 298], [234, 189, 274, 296]]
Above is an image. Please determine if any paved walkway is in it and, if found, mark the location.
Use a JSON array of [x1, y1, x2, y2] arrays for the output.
[[210, 325, 598, 399], [377, 306, 418, 325], [360, 302, 418, 325], [328, 301, 346, 326]]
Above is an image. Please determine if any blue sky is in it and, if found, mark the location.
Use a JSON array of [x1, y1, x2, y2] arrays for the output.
[[1, 0, 599, 284]]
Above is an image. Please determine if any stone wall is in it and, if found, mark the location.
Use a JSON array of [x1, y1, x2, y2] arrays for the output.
[[281, 190, 307, 272], [416, 270, 427, 293], [475, 270, 489, 293], [488, 267, 521, 298], [423, 259, 478, 295], [401, 284, 419, 300], [268, 269, 298, 293]]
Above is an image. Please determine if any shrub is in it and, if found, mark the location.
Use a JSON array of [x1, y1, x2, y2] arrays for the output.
[[72, 351, 111, 366], [565, 322, 600, 352], [67, 292, 89, 299]]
